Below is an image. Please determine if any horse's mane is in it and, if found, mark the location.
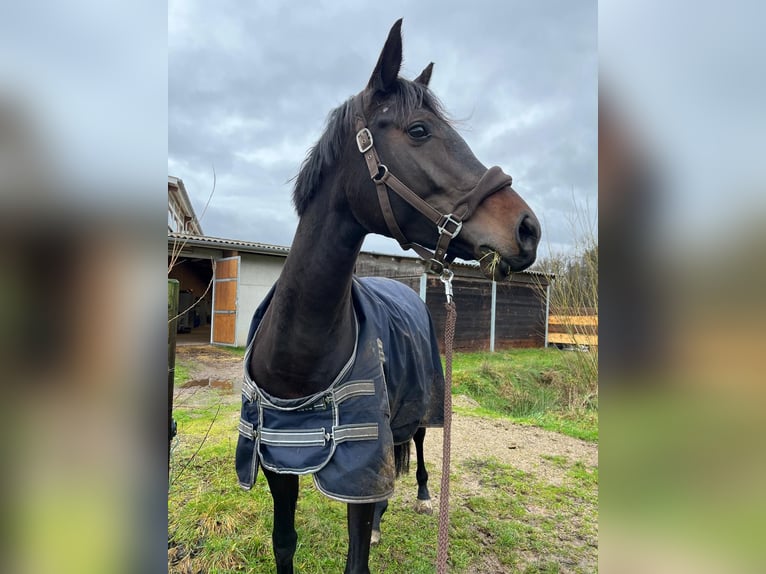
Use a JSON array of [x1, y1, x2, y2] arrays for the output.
[[292, 79, 450, 216]]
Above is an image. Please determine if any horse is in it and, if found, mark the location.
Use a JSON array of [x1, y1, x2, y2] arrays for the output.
[[235, 19, 540, 574]]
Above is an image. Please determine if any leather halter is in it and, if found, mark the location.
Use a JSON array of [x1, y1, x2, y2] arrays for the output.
[[352, 93, 514, 274]]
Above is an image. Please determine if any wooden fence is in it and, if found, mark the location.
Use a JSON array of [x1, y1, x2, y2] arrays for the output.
[[547, 310, 598, 347], [353, 253, 550, 352]]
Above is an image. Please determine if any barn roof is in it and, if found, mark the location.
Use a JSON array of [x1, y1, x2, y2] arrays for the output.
[[168, 232, 290, 256]]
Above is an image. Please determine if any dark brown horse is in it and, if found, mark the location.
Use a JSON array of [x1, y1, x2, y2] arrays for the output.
[[236, 19, 539, 574]]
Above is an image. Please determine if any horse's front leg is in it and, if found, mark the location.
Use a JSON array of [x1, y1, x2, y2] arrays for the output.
[[413, 427, 433, 514], [345, 502, 375, 574], [263, 467, 299, 574]]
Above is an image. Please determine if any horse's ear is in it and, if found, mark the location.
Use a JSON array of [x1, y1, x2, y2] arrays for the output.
[[367, 19, 403, 94], [414, 62, 434, 87]]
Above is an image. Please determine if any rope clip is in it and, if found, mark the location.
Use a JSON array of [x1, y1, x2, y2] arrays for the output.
[[440, 268, 454, 303]]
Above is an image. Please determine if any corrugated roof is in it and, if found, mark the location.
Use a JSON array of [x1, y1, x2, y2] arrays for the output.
[[457, 259, 551, 277], [168, 232, 291, 255]]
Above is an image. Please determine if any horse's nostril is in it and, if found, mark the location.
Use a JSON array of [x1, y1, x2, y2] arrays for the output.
[[517, 214, 541, 248]]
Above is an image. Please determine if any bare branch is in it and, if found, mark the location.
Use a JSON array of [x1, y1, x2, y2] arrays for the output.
[[170, 403, 222, 487]]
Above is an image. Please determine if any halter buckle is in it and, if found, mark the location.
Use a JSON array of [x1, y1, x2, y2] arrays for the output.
[[356, 128, 373, 153], [437, 214, 463, 239]]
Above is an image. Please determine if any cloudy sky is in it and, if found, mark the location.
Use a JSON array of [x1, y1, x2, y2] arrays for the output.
[[169, 0, 597, 260]]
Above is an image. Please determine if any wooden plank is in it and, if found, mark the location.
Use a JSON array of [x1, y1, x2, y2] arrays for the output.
[[551, 307, 597, 316], [495, 282, 546, 348], [213, 281, 237, 311], [548, 327, 598, 337], [426, 276, 493, 352], [215, 258, 239, 279], [548, 332, 599, 346], [549, 315, 598, 326], [212, 314, 236, 344]]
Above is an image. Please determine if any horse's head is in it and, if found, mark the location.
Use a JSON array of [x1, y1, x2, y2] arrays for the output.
[[294, 20, 540, 279]]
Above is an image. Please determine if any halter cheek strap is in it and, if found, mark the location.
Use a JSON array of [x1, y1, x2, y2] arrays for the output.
[[352, 93, 513, 274]]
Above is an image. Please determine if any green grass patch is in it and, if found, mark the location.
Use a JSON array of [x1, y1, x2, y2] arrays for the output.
[[219, 346, 247, 357], [452, 457, 597, 572], [450, 349, 597, 441], [514, 410, 598, 442], [173, 362, 191, 386]]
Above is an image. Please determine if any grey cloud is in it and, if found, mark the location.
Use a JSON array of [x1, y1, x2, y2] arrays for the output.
[[169, 0, 597, 259]]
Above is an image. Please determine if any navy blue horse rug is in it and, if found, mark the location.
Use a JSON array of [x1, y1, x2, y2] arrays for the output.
[[235, 276, 445, 503]]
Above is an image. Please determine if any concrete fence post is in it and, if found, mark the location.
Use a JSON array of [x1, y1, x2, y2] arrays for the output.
[[490, 280, 497, 352], [544, 281, 551, 348], [168, 279, 180, 475]]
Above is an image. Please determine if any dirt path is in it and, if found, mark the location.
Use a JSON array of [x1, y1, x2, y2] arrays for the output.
[[173, 345, 597, 486], [430, 398, 596, 487]]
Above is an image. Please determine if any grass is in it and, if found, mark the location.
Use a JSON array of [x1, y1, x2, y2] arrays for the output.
[[219, 346, 247, 357], [457, 457, 597, 572], [173, 362, 191, 386], [451, 349, 598, 441], [169, 399, 597, 573], [169, 347, 598, 572], [478, 248, 503, 278]]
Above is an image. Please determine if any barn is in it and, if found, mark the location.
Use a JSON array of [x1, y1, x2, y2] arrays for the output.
[[168, 174, 551, 350], [168, 232, 551, 351]]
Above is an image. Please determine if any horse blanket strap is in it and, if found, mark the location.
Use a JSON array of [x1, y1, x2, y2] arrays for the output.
[[236, 276, 445, 504], [352, 92, 514, 274]]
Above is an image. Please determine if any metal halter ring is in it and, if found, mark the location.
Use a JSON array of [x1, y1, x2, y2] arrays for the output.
[[372, 164, 389, 182]]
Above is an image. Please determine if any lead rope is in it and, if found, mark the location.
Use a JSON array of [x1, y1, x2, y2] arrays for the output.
[[437, 270, 456, 574]]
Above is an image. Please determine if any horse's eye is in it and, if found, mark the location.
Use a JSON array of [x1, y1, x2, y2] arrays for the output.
[[407, 123, 429, 140]]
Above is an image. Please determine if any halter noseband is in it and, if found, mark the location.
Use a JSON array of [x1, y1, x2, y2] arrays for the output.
[[352, 93, 514, 275]]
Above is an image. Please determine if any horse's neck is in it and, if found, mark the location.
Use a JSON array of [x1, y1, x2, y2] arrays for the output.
[[248, 198, 365, 399]]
